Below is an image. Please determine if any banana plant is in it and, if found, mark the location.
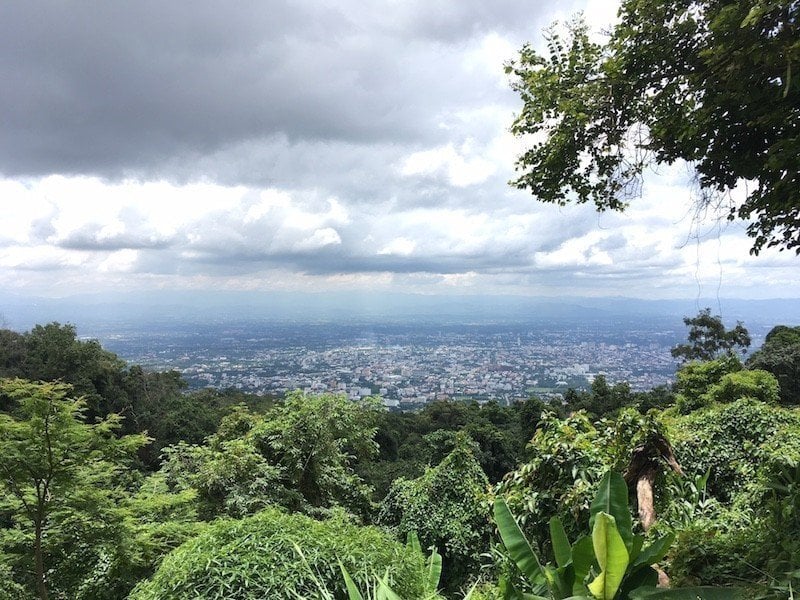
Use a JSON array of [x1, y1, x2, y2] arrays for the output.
[[338, 563, 478, 600], [336, 532, 460, 600], [406, 531, 443, 596], [493, 471, 739, 600]]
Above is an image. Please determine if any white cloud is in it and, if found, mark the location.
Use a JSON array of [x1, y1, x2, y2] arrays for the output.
[[98, 249, 139, 273], [399, 143, 496, 187], [378, 237, 416, 256], [294, 228, 342, 251], [463, 32, 518, 87]]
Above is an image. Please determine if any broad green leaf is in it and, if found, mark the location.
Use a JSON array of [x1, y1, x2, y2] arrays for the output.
[[628, 587, 746, 599], [339, 563, 364, 600], [426, 546, 442, 592], [632, 533, 675, 568], [590, 472, 633, 551], [618, 565, 658, 599], [376, 577, 403, 600], [556, 564, 577, 599], [406, 531, 422, 556], [494, 497, 543, 583], [543, 564, 572, 599], [503, 579, 550, 600], [550, 517, 572, 568], [587, 513, 629, 600], [628, 534, 645, 564], [571, 535, 594, 596]]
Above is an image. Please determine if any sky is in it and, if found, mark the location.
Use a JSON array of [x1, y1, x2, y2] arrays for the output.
[[1, 0, 798, 301]]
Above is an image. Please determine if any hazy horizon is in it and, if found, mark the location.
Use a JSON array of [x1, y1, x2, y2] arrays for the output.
[[2, 289, 798, 334]]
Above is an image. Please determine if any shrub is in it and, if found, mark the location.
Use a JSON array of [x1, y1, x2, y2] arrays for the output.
[[497, 409, 668, 548], [667, 398, 800, 503], [0, 563, 27, 600], [673, 356, 743, 414], [378, 434, 491, 593], [703, 369, 779, 405], [129, 508, 428, 599]]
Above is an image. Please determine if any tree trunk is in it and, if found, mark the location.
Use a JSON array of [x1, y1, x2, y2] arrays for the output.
[[636, 474, 656, 532], [34, 521, 48, 600], [625, 434, 683, 589]]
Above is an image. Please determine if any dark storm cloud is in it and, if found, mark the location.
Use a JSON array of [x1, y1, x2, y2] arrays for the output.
[[0, 0, 563, 180]]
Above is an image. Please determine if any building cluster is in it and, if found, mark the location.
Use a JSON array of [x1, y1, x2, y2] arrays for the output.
[[119, 328, 678, 407]]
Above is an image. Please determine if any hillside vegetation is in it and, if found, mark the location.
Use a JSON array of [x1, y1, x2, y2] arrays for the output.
[[0, 313, 798, 599]]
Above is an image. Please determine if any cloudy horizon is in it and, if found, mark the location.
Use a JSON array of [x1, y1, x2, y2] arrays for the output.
[[2, 0, 799, 302]]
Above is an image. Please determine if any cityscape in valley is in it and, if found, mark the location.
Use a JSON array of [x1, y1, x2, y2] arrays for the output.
[[6, 292, 794, 407], [94, 319, 695, 406]]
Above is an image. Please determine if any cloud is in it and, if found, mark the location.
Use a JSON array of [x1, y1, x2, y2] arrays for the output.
[[399, 142, 496, 187], [0, 1, 570, 181], [0, 0, 795, 301]]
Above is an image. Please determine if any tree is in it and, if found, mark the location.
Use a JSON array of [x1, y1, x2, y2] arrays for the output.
[[3, 323, 131, 421], [160, 393, 381, 519], [671, 308, 750, 362], [673, 354, 744, 413], [378, 434, 491, 594], [0, 329, 26, 381], [497, 408, 675, 551], [0, 379, 147, 599], [251, 391, 380, 516], [507, 1, 799, 254], [747, 325, 800, 405], [565, 375, 634, 417]]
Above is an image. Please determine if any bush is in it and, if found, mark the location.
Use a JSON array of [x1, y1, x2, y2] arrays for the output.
[[747, 325, 800, 406], [129, 508, 428, 599], [674, 356, 743, 414], [669, 524, 760, 588], [704, 369, 779, 405], [378, 434, 491, 593], [0, 563, 27, 600], [497, 409, 668, 548], [667, 398, 800, 503], [663, 399, 800, 592]]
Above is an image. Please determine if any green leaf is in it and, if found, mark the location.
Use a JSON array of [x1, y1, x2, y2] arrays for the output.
[[550, 517, 572, 568], [376, 575, 403, 600], [406, 531, 422, 556], [587, 513, 629, 600], [571, 535, 594, 596], [618, 565, 658, 599], [542, 563, 573, 599], [425, 546, 443, 592], [590, 472, 633, 551], [628, 534, 645, 565], [632, 533, 675, 568], [501, 577, 550, 600], [628, 587, 746, 599], [556, 564, 577, 599], [494, 497, 544, 583], [339, 563, 364, 600]]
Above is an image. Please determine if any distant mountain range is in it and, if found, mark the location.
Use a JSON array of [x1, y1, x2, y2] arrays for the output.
[[1, 290, 799, 332]]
